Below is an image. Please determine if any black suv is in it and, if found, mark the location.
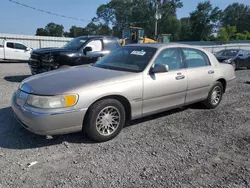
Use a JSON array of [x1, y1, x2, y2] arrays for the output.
[[28, 36, 121, 74]]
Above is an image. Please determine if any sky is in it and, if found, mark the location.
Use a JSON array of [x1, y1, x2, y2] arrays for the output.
[[0, 0, 249, 35]]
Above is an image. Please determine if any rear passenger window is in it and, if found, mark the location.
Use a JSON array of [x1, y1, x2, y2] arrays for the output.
[[7, 42, 14, 48], [182, 48, 210, 68], [104, 40, 120, 51]]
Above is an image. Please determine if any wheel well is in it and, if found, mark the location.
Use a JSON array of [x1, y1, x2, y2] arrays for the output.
[[217, 78, 226, 93], [84, 95, 131, 124]]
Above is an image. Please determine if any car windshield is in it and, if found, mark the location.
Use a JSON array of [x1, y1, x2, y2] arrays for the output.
[[216, 49, 239, 57], [63, 37, 87, 50], [93, 46, 157, 72]]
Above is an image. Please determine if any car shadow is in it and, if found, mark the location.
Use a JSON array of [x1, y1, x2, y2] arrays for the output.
[[0, 104, 203, 150], [0, 107, 94, 150], [4, 75, 30, 83]]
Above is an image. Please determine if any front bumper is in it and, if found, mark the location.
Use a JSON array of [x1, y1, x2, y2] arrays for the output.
[[11, 92, 87, 136], [29, 65, 52, 75]]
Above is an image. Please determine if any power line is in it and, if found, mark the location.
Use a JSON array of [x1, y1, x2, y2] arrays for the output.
[[8, 0, 89, 22]]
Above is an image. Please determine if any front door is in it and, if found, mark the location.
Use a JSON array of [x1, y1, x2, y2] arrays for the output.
[[14, 43, 30, 60], [82, 39, 103, 64], [181, 48, 216, 104], [240, 50, 250, 69], [143, 48, 187, 116]]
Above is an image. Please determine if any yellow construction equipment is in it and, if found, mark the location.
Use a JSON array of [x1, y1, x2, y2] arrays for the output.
[[120, 26, 156, 46], [120, 26, 171, 45]]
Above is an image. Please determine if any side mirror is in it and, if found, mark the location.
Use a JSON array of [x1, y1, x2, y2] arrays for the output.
[[26, 47, 31, 51], [151, 64, 169, 74], [83, 46, 92, 55], [238, 53, 243, 57]]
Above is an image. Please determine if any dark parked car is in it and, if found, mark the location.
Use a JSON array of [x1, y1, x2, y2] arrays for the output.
[[215, 49, 250, 70], [28, 36, 121, 74]]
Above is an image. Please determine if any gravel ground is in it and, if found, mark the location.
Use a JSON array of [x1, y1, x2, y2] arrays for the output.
[[0, 63, 250, 188]]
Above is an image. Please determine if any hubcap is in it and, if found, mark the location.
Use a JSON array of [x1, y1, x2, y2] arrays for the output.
[[96, 106, 120, 136], [211, 86, 221, 105]]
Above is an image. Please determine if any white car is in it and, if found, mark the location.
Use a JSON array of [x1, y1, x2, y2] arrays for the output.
[[0, 40, 32, 61]]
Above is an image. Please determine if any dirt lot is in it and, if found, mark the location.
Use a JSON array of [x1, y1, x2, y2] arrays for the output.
[[0, 63, 249, 188]]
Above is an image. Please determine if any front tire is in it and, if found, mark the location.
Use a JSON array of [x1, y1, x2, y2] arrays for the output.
[[84, 99, 126, 142], [203, 81, 223, 109]]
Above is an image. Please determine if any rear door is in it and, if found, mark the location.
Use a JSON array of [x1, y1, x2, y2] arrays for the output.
[[14, 43, 30, 60], [181, 48, 216, 104]]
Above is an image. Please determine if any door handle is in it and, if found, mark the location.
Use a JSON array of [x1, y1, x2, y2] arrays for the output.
[[208, 70, 215, 74], [175, 75, 185, 80]]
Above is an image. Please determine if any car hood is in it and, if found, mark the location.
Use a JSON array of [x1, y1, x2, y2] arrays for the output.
[[20, 66, 138, 95], [32, 47, 77, 55], [216, 56, 235, 62]]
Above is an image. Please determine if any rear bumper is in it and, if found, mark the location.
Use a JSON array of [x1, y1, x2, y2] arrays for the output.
[[226, 77, 236, 92], [11, 92, 87, 136]]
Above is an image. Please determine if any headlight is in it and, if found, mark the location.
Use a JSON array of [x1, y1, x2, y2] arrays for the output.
[[26, 94, 78, 109], [223, 58, 232, 63], [43, 54, 54, 62]]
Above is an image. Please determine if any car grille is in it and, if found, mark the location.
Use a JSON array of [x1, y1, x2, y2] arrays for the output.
[[29, 53, 42, 67]]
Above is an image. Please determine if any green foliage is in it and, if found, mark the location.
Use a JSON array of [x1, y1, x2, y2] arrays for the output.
[[179, 17, 192, 41], [189, 1, 222, 41], [95, 0, 183, 38], [217, 25, 250, 43], [222, 3, 250, 33], [64, 26, 88, 37], [36, 22, 64, 37], [35, 1, 250, 43]]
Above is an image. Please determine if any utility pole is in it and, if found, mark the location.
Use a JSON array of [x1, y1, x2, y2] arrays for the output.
[[155, 2, 158, 39], [154, 1, 161, 40]]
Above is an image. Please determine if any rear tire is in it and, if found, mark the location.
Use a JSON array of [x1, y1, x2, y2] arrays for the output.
[[202, 81, 223, 109], [83, 99, 126, 142]]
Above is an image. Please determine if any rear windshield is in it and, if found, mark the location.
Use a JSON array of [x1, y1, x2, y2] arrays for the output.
[[94, 46, 157, 72]]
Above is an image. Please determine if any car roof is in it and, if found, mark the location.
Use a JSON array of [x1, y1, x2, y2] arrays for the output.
[[219, 49, 240, 51], [76, 36, 119, 40], [126, 43, 208, 51]]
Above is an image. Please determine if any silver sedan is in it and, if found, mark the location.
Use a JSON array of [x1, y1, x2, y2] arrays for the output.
[[12, 43, 236, 142]]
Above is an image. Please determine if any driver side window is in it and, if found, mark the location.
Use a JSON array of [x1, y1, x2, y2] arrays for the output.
[[15, 43, 27, 50], [86, 40, 102, 52], [154, 48, 182, 71]]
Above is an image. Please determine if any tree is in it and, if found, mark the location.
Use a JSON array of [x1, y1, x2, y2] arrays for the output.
[[36, 28, 48, 36], [95, 0, 183, 39], [189, 1, 222, 41], [222, 3, 250, 33], [217, 25, 236, 43], [85, 23, 112, 36], [64, 26, 88, 37], [179, 17, 192, 41], [36, 22, 64, 37]]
